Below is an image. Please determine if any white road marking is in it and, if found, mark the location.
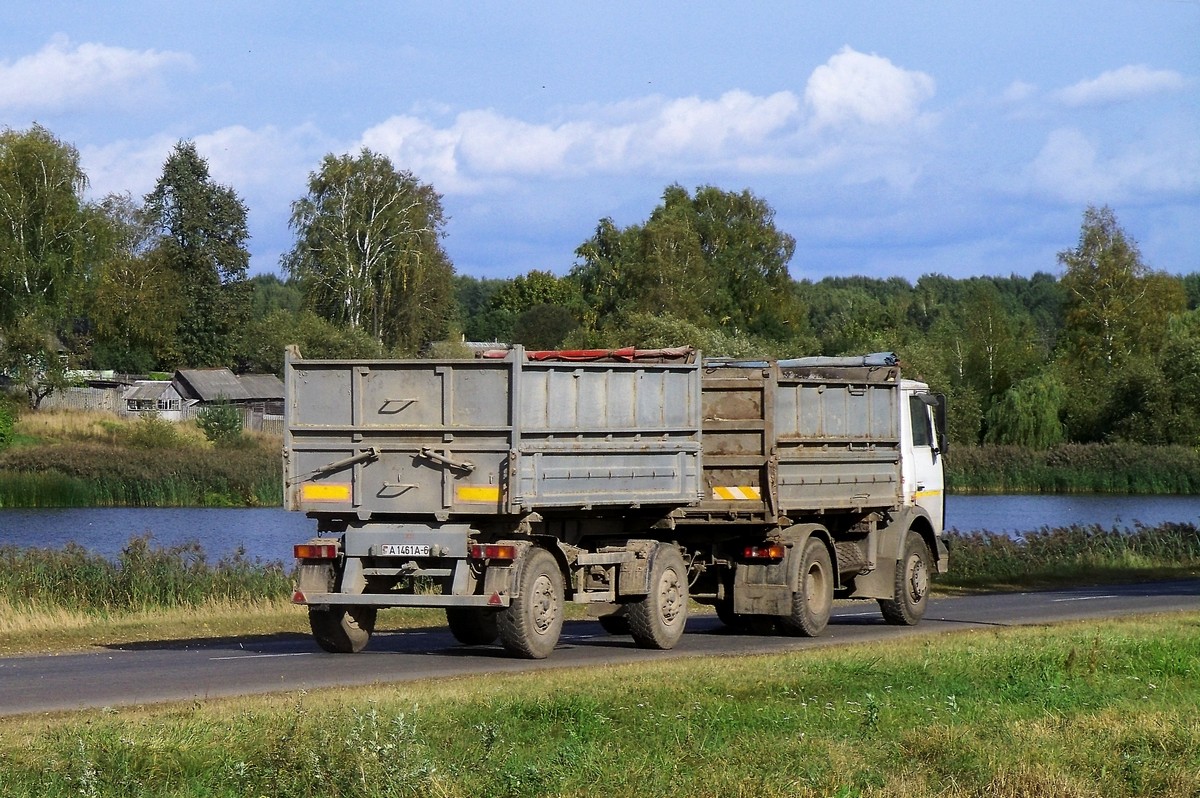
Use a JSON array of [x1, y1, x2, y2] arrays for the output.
[[1051, 595, 1119, 603], [210, 652, 315, 661]]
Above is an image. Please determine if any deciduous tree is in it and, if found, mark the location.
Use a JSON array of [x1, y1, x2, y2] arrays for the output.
[[144, 141, 252, 368], [88, 193, 183, 371], [285, 149, 455, 354], [571, 184, 809, 345], [1059, 205, 1184, 370], [0, 124, 90, 328]]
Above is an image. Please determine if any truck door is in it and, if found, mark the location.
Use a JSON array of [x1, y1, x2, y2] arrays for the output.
[[900, 381, 945, 533]]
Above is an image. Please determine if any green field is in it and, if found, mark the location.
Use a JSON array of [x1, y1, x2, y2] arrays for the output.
[[2, 613, 1197, 797]]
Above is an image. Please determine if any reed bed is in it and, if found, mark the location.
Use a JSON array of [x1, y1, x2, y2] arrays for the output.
[[947, 443, 1200, 494], [944, 522, 1200, 587], [0, 534, 290, 614], [0, 440, 282, 507]]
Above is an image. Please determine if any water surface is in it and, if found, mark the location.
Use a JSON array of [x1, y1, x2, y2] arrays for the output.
[[3, 494, 1199, 561]]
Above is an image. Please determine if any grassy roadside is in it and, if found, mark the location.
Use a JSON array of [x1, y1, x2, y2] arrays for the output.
[[2, 522, 1199, 656], [2, 613, 1197, 797]]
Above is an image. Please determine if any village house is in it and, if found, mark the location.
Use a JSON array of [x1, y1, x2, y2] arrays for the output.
[[121, 368, 284, 422]]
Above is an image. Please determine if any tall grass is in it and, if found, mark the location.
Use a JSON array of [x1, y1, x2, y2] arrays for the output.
[[0, 534, 290, 614], [0, 439, 282, 507], [944, 522, 1200, 587], [947, 442, 1200, 494], [1, 615, 1198, 797], [0, 409, 282, 507]]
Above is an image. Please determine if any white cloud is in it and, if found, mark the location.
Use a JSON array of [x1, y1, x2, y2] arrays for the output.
[[359, 91, 809, 193], [1024, 126, 1200, 203], [1055, 65, 1186, 107], [0, 35, 192, 112], [81, 124, 341, 215], [357, 54, 936, 196], [1001, 81, 1038, 104], [647, 90, 800, 156], [81, 135, 180, 199], [804, 46, 936, 130]]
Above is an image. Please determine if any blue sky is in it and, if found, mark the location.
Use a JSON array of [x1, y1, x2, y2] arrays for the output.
[[1, 1, 1197, 284]]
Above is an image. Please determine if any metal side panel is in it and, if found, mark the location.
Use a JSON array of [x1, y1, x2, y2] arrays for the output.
[[775, 443, 902, 512], [775, 380, 900, 441], [285, 348, 704, 517], [513, 447, 701, 510]]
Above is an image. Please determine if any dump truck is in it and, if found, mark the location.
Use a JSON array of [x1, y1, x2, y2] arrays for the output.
[[285, 345, 948, 658]]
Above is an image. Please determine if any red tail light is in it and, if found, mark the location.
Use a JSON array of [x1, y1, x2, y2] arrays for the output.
[[743, 543, 786, 562], [295, 543, 340, 560], [470, 544, 517, 562]]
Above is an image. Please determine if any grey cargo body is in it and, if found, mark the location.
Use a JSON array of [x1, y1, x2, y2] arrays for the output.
[[284, 347, 704, 520], [286, 346, 946, 659]]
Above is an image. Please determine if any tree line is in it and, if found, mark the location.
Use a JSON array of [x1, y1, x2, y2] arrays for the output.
[[2, 123, 1196, 448]]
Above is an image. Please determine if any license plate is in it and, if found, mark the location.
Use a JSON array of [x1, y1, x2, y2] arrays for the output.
[[380, 544, 431, 557]]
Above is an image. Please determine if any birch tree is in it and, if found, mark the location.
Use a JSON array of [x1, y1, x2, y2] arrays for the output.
[[1058, 205, 1184, 370], [284, 149, 454, 354], [0, 124, 89, 328]]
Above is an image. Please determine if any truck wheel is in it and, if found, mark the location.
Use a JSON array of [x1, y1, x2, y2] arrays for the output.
[[778, 537, 833, 637], [309, 605, 377, 653], [597, 607, 630, 635], [446, 607, 499, 646], [878, 532, 932, 625], [497, 547, 564, 659], [627, 544, 689, 650]]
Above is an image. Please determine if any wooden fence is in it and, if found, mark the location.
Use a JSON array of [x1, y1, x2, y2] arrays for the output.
[[38, 387, 284, 435]]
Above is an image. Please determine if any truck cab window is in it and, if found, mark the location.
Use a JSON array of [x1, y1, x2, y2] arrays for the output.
[[909, 395, 933, 448]]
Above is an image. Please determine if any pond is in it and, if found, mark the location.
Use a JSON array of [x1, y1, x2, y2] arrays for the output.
[[3, 494, 1200, 562]]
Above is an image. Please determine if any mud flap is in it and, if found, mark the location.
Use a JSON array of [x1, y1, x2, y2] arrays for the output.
[[732, 560, 791, 615]]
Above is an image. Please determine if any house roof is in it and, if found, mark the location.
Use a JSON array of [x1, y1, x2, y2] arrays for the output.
[[238, 373, 285, 400], [172, 369, 284, 402], [122, 380, 175, 401]]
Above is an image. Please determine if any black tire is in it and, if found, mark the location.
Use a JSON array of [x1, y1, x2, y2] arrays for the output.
[[597, 608, 630, 635], [778, 537, 834, 637], [627, 544, 689, 650], [446, 607, 499, 646], [497, 547, 564, 659], [309, 605, 377, 653], [879, 532, 932, 625]]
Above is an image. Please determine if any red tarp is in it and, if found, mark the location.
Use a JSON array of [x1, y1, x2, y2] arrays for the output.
[[481, 346, 695, 362]]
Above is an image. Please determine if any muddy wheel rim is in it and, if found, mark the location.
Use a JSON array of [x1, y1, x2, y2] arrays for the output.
[[907, 554, 929, 603], [658, 567, 685, 626], [531, 573, 559, 634]]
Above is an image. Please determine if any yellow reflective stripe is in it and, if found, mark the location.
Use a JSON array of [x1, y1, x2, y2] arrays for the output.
[[913, 489, 943, 499], [712, 486, 762, 501], [300, 482, 351, 502], [456, 485, 501, 503]]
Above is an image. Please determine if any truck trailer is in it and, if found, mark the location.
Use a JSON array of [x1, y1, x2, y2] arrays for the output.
[[285, 345, 948, 659]]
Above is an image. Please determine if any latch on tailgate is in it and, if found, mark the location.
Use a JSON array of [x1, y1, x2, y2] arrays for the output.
[[313, 447, 381, 475], [417, 447, 475, 473]]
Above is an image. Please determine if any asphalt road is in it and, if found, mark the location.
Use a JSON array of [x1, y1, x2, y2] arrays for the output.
[[2, 579, 1198, 717]]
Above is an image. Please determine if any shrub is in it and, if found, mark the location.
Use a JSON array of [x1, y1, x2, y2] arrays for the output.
[[196, 402, 244, 446], [0, 403, 14, 450], [124, 412, 185, 449]]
